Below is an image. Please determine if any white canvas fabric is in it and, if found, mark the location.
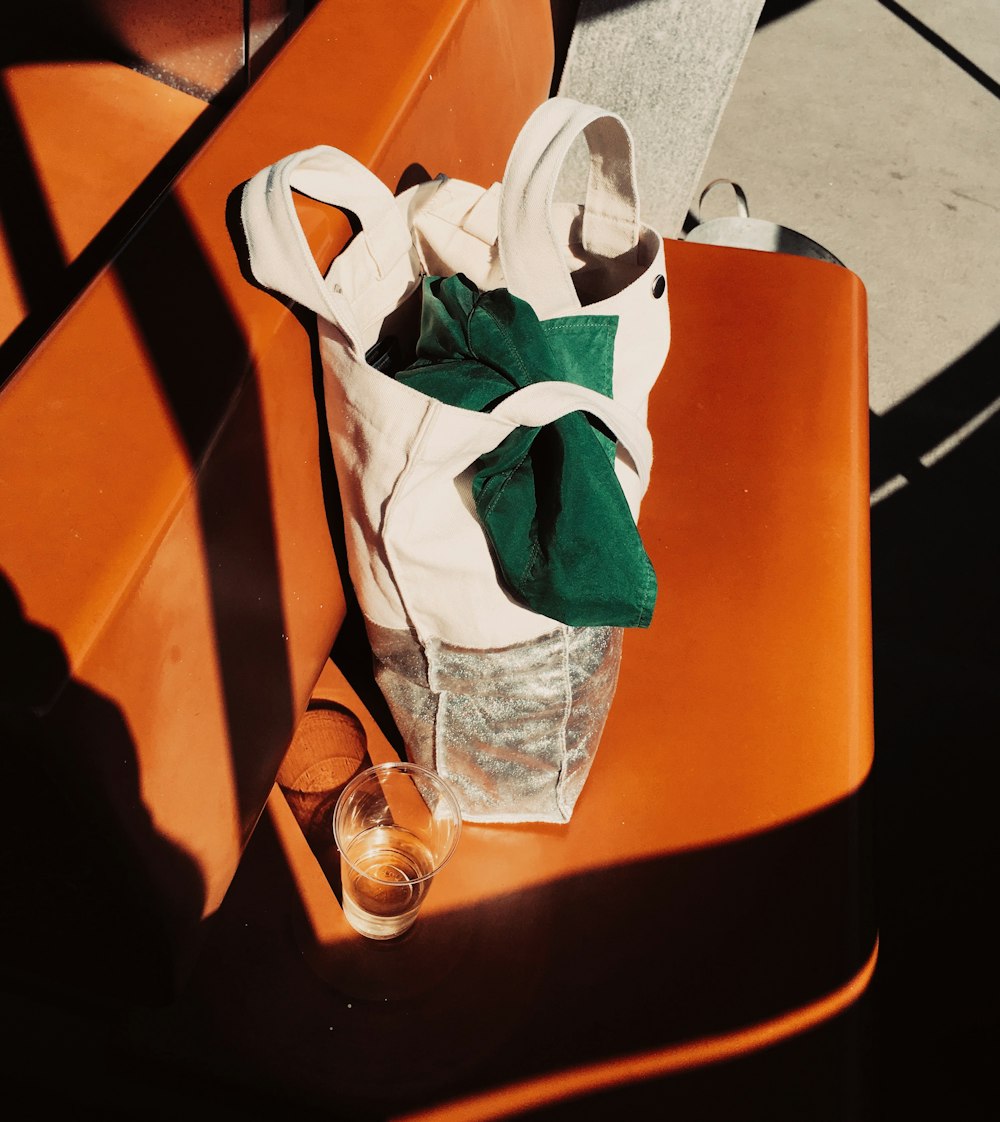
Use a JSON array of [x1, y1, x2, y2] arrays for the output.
[[240, 98, 670, 822]]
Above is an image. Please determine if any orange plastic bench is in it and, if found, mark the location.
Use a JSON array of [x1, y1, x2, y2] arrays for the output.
[[0, 61, 208, 350], [0, 0, 554, 1001], [1, 0, 874, 1112], [261, 236, 875, 1119]]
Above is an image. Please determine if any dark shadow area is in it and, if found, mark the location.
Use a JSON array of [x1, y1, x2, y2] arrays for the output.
[[0, 87, 67, 319], [757, 0, 817, 28], [113, 193, 299, 842], [395, 161, 434, 195], [550, 0, 582, 94], [1, 3, 138, 69], [508, 999, 874, 1121], [13, 775, 874, 1118], [868, 329, 1000, 1114], [0, 571, 206, 1010], [877, 0, 1000, 101], [3, 92, 315, 1025]]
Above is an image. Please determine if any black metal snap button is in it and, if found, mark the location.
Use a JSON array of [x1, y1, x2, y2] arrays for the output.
[[651, 275, 666, 299]]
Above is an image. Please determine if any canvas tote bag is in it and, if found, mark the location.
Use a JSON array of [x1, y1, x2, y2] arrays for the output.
[[240, 98, 669, 823]]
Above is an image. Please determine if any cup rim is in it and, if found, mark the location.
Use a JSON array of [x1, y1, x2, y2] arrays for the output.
[[333, 761, 463, 882]]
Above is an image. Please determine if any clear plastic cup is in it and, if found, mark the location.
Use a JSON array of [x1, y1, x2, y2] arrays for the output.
[[333, 762, 462, 940]]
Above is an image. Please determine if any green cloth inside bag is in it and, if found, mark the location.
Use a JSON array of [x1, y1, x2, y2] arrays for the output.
[[396, 273, 656, 628]]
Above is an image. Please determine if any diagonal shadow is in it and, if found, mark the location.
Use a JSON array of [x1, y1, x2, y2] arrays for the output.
[[1, 6, 137, 374], [1, 29, 311, 1008], [0, 83, 226, 386], [756, 0, 816, 26], [1, 181, 307, 1000], [0, 5, 265, 387], [0, 84, 66, 314], [877, 0, 1000, 101], [111, 190, 301, 844], [1, 192, 306, 1012], [870, 323, 1000, 490]]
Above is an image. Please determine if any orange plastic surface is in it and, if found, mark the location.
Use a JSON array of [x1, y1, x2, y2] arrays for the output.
[[0, 0, 554, 998], [0, 61, 208, 344], [266, 239, 875, 1116]]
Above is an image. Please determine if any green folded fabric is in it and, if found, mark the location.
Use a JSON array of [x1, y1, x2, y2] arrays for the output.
[[396, 273, 656, 628]]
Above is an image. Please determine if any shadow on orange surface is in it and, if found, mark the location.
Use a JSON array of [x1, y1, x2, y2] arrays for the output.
[[0, 6, 885, 1115], [99, 767, 871, 1120], [1, 138, 306, 1004], [394, 946, 877, 1122], [0, 570, 207, 1006], [0, 31, 217, 379], [0, 741, 875, 1119], [2, 226, 876, 1121], [112, 190, 301, 830]]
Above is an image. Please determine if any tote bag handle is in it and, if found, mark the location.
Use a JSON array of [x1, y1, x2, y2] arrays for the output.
[[498, 98, 641, 319], [492, 381, 653, 495], [240, 145, 414, 351]]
